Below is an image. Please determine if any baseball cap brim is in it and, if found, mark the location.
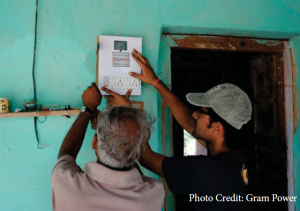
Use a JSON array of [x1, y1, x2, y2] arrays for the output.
[[186, 93, 211, 107]]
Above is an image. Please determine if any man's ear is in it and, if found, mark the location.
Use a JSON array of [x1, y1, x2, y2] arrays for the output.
[[212, 122, 224, 134], [92, 134, 98, 149]]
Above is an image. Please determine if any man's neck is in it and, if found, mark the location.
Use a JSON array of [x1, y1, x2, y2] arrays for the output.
[[96, 160, 132, 171], [207, 140, 230, 156]]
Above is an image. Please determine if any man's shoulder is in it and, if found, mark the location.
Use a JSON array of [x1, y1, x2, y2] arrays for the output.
[[141, 175, 163, 188], [141, 175, 162, 183], [51, 155, 82, 186], [141, 175, 165, 198], [162, 155, 211, 168], [142, 175, 164, 189], [162, 151, 247, 171], [52, 155, 82, 173], [216, 149, 249, 164]]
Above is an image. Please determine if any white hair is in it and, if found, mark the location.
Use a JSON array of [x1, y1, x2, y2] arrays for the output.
[[96, 106, 155, 168]]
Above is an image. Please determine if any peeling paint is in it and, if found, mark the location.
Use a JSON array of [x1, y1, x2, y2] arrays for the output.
[[173, 35, 285, 52], [161, 100, 167, 155], [290, 50, 299, 134], [255, 39, 283, 46]]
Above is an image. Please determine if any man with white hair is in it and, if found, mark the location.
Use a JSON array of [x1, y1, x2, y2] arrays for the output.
[[51, 83, 164, 211]]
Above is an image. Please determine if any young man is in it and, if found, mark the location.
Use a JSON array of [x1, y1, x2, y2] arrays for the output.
[[51, 83, 164, 211], [101, 49, 252, 211]]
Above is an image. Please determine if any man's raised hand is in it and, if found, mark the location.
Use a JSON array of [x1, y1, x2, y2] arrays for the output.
[[130, 49, 158, 85], [82, 83, 102, 111]]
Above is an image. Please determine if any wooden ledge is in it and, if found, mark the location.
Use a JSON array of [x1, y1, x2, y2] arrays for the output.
[[0, 109, 80, 119]]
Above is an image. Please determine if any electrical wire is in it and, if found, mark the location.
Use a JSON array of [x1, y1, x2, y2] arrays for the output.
[[34, 117, 50, 148], [32, 0, 38, 99], [32, 0, 50, 148], [37, 116, 47, 123]]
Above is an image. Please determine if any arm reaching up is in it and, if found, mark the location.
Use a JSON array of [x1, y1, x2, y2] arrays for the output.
[[130, 49, 196, 139], [139, 144, 165, 177], [58, 83, 102, 159]]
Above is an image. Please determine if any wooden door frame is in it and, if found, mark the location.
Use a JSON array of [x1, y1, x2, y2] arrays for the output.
[[157, 34, 295, 211]]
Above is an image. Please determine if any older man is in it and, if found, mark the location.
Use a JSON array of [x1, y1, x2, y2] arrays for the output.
[[51, 83, 164, 211]]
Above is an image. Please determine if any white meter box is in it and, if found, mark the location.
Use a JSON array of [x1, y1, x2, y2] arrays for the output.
[[97, 35, 142, 96]]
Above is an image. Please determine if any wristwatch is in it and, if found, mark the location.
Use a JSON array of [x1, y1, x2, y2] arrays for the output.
[[81, 106, 94, 117]]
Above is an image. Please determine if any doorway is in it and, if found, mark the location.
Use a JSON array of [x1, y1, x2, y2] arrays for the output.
[[158, 35, 290, 211]]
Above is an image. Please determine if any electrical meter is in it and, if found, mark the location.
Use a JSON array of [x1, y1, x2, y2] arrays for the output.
[[97, 35, 142, 96]]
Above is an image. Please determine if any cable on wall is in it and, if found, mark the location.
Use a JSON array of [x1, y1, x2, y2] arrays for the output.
[[32, 0, 50, 148], [32, 0, 38, 99], [37, 116, 47, 123]]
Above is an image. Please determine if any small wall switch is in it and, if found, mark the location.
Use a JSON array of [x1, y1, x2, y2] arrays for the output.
[[125, 78, 131, 89], [110, 77, 116, 89], [103, 76, 109, 88]]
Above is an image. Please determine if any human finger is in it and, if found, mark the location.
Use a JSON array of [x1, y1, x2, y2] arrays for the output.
[[125, 89, 132, 100], [132, 49, 147, 63], [131, 52, 147, 68], [101, 87, 117, 96], [107, 98, 114, 104], [104, 95, 113, 100], [129, 72, 142, 80], [107, 99, 117, 107], [106, 98, 114, 106]]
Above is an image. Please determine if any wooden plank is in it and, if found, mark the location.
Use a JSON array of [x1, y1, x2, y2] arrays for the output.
[[0, 109, 80, 118], [172, 35, 285, 53]]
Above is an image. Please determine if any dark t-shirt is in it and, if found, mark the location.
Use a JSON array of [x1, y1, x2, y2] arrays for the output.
[[162, 149, 250, 211]]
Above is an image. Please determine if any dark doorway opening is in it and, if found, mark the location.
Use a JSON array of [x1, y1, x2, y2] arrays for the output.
[[170, 48, 288, 211]]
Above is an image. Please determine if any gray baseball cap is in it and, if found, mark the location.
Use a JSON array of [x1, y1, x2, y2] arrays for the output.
[[186, 83, 252, 130]]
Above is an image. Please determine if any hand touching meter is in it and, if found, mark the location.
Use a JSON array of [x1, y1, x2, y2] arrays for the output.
[[97, 35, 142, 96]]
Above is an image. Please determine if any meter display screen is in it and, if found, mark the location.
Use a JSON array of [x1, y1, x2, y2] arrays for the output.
[[114, 41, 127, 51]]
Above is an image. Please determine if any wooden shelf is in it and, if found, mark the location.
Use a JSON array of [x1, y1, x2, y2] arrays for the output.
[[0, 109, 80, 119]]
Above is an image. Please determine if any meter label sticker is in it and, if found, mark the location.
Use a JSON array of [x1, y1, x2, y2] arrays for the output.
[[112, 52, 130, 67]]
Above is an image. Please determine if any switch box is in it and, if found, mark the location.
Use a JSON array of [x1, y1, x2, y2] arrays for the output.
[[97, 35, 142, 96]]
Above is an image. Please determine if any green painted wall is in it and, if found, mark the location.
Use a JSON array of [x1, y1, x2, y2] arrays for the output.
[[0, 0, 300, 210]]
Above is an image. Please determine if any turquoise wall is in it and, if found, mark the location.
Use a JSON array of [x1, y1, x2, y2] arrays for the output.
[[0, 0, 300, 210]]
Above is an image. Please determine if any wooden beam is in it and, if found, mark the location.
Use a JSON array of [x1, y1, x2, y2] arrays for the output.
[[172, 35, 285, 53], [0, 109, 80, 119]]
